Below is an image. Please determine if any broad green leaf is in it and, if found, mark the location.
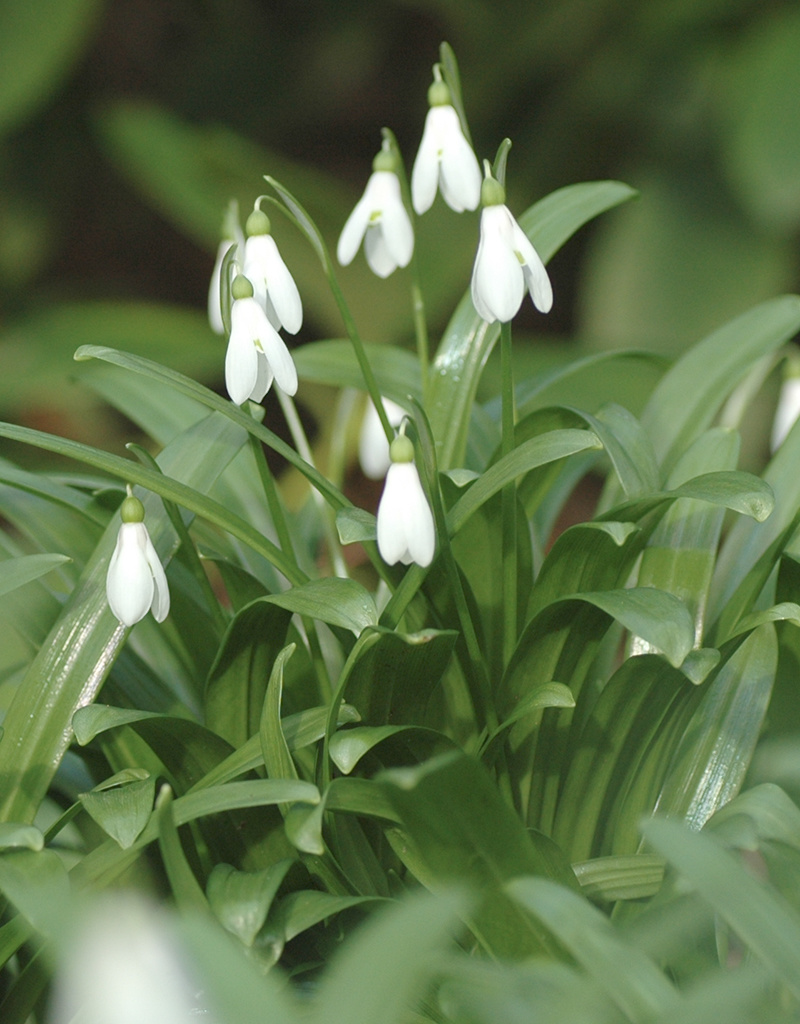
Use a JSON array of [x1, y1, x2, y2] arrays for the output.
[[707, 783, 800, 852], [640, 296, 800, 476], [261, 645, 298, 783], [0, 554, 70, 599], [572, 855, 665, 903], [655, 623, 777, 831], [488, 683, 575, 742], [266, 578, 378, 635], [205, 601, 292, 749], [644, 817, 800, 999], [446, 429, 602, 535], [207, 860, 292, 947], [382, 752, 576, 959], [0, 849, 69, 938], [335, 507, 376, 545], [284, 800, 326, 856], [79, 770, 156, 849], [0, 409, 253, 825], [274, 890, 386, 945], [329, 725, 453, 776], [507, 877, 677, 1021], [429, 181, 637, 470], [0, 0, 102, 137], [156, 785, 209, 913], [307, 888, 466, 1024], [0, 825, 43, 853]]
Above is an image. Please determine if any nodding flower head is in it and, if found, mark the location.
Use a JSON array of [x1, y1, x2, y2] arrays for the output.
[[242, 208, 303, 335], [106, 493, 170, 627], [337, 148, 414, 279], [376, 434, 436, 568], [225, 274, 298, 405]]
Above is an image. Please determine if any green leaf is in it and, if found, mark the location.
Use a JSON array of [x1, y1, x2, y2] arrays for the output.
[[641, 296, 800, 476], [0, 408, 252, 826], [79, 770, 156, 849], [0, 849, 69, 938], [0, 825, 43, 853], [260, 645, 298, 783], [335, 507, 377, 545], [207, 860, 292, 947], [382, 752, 577, 958], [205, 600, 292, 749], [329, 725, 453, 776], [293, 341, 422, 407], [274, 890, 386, 945], [507, 877, 677, 1021], [0, 554, 71, 599], [644, 817, 800, 999], [307, 888, 466, 1024], [446, 429, 602, 535], [266, 578, 378, 635], [429, 180, 637, 470], [572, 855, 665, 903], [656, 623, 777, 830]]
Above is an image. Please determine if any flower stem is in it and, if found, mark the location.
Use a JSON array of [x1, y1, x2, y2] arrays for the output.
[[275, 388, 349, 579], [410, 263, 430, 400], [500, 319, 517, 667]]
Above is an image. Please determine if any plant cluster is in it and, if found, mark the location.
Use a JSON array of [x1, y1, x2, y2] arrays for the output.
[[1, 42, 800, 1024]]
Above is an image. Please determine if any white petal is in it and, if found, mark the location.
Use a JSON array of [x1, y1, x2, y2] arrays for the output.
[[377, 464, 410, 565], [259, 234, 303, 334], [411, 107, 441, 215], [250, 350, 274, 402], [471, 206, 524, 322], [337, 192, 372, 266], [403, 470, 436, 567], [364, 225, 397, 278], [226, 298, 262, 405], [259, 321, 298, 396], [512, 220, 553, 313], [435, 107, 481, 213], [374, 173, 413, 269], [142, 531, 170, 623], [106, 522, 155, 627], [207, 241, 232, 334]]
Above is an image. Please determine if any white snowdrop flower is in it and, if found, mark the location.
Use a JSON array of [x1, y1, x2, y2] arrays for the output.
[[376, 435, 435, 568], [337, 149, 413, 279], [242, 208, 303, 335], [771, 368, 800, 451], [106, 493, 170, 627], [48, 894, 203, 1024], [359, 396, 407, 480], [411, 73, 481, 214], [470, 170, 552, 323], [225, 274, 298, 405]]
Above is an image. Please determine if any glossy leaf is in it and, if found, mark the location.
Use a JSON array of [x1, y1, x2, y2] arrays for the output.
[[0, 554, 71, 599], [79, 769, 156, 849], [207, 860, 293, 947], [266, 578, 378, 635]]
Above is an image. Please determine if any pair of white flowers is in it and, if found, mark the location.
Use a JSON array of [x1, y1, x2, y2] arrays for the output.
[[209, 208, 300, 406], [337, 70, 552, 323]]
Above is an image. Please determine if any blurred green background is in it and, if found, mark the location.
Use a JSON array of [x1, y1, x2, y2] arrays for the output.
[[0, 0, 799, 450]]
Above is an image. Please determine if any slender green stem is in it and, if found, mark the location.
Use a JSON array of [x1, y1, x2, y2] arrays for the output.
[[247, 429, 295, 559], [410, 269, 430, 398], [276, 389, 349, 580], [500, 320, 517, 667]]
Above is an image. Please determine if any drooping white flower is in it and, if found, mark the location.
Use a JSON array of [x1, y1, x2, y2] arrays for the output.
[[242, 208, 303, 334], [337, 149, 413, 279], [376, 435, 435, 568], [48, 894, 204, 1024], [411, 74, 481, 214], [359, 396, 407, 480], [225, 275, 298, 405], [470, 171, 552, 323], [771, 367, 800, 451], [106, 494, 170, 627]]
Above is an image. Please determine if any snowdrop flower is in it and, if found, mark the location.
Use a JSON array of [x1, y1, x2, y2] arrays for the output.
[[242, 208, 303, 334], [225, 274, 298, 404], [411, 70, 481, 214], [376, 435, 435, 568], [48, 894, 204, 1024], [359, 396, 407, 480], [337, 147, 413, 278], [470, 169, 552, 323], [106, 492, 170, 627], [771, 359, 800, 451]]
